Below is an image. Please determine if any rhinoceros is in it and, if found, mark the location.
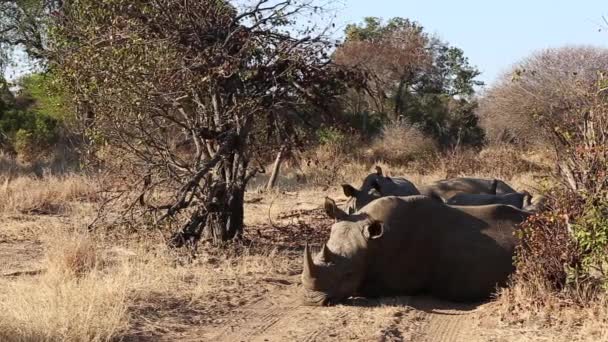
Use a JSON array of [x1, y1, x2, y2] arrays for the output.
[[418, 177, 517, 202], [301, 195, 529, 305], [342, 167, 419, 214], [445, 191, 532, 209]]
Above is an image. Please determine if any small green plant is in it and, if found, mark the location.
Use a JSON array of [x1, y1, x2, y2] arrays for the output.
[[317, 127, 347, 146]]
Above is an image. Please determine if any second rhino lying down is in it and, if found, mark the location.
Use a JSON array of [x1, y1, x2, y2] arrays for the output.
[[342, 169, 419, 214], [302, 195, 530, 306]]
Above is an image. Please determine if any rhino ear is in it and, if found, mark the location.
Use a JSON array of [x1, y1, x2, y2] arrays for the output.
[[522, 191, 532, 206], [324, 197, 348, 220], [342, 184, 358, 198], [363, 220, 384, 240]]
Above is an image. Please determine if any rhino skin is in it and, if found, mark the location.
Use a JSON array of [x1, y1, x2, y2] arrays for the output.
[[418, 177, 517, 202], [301, 195, 529, 306], [445, 191, 531, 209], [342, 166, 419, 214]]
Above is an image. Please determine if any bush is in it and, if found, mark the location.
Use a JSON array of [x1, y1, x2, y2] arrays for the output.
[[0, 73, 67, 162], [317, 127, 348, 147], [514, 191, 584, 299], [515, 190, 608, 303], [512, 80, 608, 304], [0, 109, 59, 162], [368, 121, 437, 164], [17, 73, 69, 122], [478, 46, 608, 147]]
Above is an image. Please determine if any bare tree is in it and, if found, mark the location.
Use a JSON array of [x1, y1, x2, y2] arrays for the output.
[[478, 46, 608, 147], [55, 0, 356, 245]]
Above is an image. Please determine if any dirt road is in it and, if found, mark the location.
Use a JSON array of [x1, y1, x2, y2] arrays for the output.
[[197, 280, 486, 342]]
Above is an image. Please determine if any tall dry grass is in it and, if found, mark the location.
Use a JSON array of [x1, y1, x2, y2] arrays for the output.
[[0, 220, 296, 341], [0, 175, 99, 215], [0, 231, 128, 342]]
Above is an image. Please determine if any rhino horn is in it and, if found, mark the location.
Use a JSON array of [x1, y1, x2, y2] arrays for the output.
[[302, 243, 318, 280]]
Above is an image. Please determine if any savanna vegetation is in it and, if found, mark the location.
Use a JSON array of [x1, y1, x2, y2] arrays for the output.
[[0, 0, 607, 341]]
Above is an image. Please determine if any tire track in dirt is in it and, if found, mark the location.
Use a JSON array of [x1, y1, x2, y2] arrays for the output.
[[410, 296, 485, 342], [207, 287, 350, 342], [201, 287, 486, 342]]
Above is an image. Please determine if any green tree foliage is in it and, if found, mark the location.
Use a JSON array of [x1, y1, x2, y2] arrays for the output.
[[16, 72, 67, 121], [0, 73, 59, 160], [335, 17, 484, 147]]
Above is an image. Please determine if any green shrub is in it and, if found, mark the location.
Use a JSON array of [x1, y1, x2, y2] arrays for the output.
[[17, 73, 69, 122], [317, 127, 347, 146], [0, 109, 59, 161], [510, 79, 608, 305], [571, 196, 608, 288]]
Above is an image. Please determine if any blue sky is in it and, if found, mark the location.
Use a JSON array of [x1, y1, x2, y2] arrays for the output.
[[5, 0, 607, 86], [335, 0, 608, 86]]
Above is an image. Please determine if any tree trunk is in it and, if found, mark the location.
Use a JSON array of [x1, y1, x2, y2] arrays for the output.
[[266, 146, 287, 190], [169, 161, 247, 247], [203, 184, 245, 242], [394, 78, 406, 121]]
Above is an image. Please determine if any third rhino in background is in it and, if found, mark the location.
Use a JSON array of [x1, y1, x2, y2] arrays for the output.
[[418, 177, 517, 202]]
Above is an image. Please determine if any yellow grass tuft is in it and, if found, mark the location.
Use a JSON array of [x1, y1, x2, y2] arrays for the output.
[[44, 232, 100, 278]]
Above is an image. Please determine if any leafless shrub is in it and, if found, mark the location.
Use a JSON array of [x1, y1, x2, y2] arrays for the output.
[[479, 46, 608, 147]]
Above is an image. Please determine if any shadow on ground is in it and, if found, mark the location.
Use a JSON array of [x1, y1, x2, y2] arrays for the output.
[[345, 295, 484, 314]]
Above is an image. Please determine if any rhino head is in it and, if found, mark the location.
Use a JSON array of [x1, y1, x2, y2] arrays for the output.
[[342, 183, 382, 214], [301, 197, 384, 306]]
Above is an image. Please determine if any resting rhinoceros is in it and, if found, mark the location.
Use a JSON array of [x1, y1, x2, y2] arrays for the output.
[[342, 166, 419, 214], [445, 191, 532, 209], [301, 195, 529, 305], [418, 177, 517, 202]]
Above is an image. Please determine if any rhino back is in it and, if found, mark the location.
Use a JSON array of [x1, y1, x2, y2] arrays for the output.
[[446, 192, 525, 208], [430, 207, 521, 301], [377, 177, 420, 196], [357, 197, 524, 301], [418, 178, 494, 201]]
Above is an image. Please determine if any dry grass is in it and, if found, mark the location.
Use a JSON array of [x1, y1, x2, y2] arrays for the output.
[[0, 175, 99, 215], [367, 122, 438, 165], [0, 218, 297, 341], [489, 282, 608, 342], [0, 230, 128, 342]]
